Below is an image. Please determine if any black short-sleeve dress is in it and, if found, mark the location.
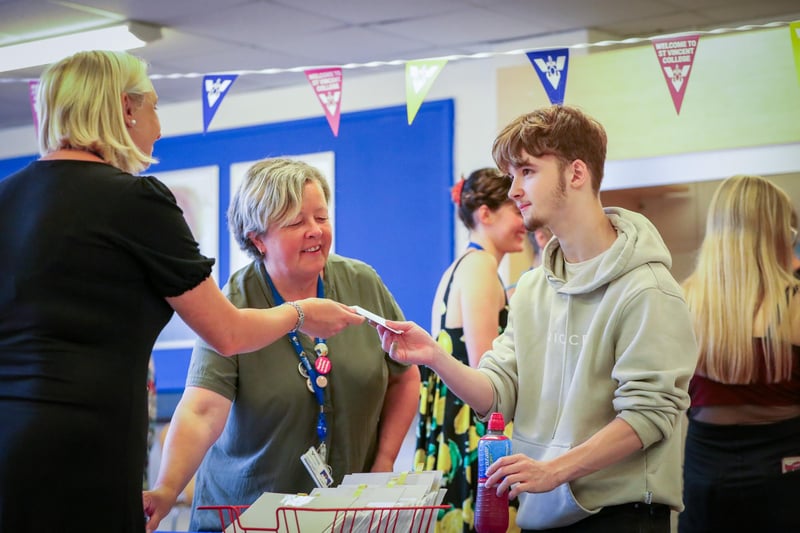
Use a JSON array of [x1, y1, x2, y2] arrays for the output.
[[0, 160, 214, 533]]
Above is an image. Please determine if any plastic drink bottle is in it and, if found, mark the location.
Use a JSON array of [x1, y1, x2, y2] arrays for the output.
[[474, 412, 511, 533]]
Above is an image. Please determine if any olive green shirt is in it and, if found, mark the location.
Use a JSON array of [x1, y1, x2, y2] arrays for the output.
[[187, 254, 408, 531]]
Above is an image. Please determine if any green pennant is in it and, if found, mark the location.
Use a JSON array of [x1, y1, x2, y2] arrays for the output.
[[405, 58, 448, 125], [791, 21, 800, 87]]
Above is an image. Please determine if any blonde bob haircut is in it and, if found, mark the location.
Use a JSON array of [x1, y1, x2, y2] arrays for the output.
[[37, 50, 157, 174], [228, 158, 331, 261], [683, 174, 798, 384]]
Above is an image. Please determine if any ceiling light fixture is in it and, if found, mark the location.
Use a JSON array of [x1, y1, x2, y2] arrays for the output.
[[0, 22, 162, 73]]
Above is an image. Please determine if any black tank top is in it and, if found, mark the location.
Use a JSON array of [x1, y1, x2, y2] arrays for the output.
[[438, 251, 509, 365]]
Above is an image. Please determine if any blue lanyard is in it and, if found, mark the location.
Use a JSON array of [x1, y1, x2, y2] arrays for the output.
[[467, 241, 484, 251], [264, 272, 328, 444]]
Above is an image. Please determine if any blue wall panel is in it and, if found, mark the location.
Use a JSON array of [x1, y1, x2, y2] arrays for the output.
[[0, 100, 455, 400]]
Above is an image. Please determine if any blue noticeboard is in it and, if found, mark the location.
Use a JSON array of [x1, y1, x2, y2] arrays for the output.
[[0, 100, 455, 409]]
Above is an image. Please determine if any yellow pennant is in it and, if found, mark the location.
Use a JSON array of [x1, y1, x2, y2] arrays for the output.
[[405, 59, 448, 125], [791, 21, 800, 87]]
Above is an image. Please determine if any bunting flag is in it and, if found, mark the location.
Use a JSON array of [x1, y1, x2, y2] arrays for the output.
[[791, 21, 800, 87], [305, 67, 343, 136], [526, 48, 570, 105], [405, 58, 448, 125], [28, 80, 40, 140], [202, 74, 238, 133], [652, 34, 700, 115]]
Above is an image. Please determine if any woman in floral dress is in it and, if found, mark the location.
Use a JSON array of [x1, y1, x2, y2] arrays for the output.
[[416, 168, 526, 532]]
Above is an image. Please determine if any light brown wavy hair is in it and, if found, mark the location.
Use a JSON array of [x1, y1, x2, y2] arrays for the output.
[[492, 105, 607, 193]]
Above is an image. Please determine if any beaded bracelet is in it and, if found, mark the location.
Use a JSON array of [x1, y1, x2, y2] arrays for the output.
[[286, 301, 305, 333]]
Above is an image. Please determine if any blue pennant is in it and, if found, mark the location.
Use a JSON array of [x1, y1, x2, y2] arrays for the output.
[[202, 74, 238, 133], [526, 48, 570, 105]]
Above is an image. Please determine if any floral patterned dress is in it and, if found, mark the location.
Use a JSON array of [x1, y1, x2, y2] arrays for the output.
[[415, 253, 518, 533], [143, 356, 157, 490]]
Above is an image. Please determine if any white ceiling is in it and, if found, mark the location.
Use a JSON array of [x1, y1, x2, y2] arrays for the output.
[[1, 0, 798, 129]]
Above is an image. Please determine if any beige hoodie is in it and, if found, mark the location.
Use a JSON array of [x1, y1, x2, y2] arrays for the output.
[[478, 207, 698, 529]]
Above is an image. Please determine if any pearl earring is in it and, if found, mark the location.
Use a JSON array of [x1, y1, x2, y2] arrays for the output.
[[130, 120, 137, 126]]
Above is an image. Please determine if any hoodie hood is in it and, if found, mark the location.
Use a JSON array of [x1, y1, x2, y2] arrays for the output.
[[541, 207, 672, 295]]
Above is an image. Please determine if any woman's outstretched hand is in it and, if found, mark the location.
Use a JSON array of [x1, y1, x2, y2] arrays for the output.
[[298, 298, 364, 338]]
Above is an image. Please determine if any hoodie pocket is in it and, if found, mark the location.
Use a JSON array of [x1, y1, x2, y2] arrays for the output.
[[514, 439, 598, 529]]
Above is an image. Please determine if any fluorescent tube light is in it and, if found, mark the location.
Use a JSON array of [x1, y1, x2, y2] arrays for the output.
[[0, 22, 161, 73]]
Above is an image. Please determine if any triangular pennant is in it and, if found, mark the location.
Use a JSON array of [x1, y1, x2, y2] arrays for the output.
[[526, 48, 570, 105], [28, 80, 40, 140], [652, 35, 700, 115], [305, 67, 343, 136], [791, 21, 800, 87], [405, 58, 448, 125], [202, 74, 238, 133]]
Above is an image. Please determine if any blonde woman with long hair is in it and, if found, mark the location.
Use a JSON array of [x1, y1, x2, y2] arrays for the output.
[[680, 175, 800, 533]]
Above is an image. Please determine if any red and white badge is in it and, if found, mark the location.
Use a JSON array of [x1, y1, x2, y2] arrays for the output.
[[782, 456, 800, 474], [315, 356, 331, 375]]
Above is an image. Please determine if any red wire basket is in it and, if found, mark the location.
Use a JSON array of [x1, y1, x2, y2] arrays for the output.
[[197, 503, 449, 533]]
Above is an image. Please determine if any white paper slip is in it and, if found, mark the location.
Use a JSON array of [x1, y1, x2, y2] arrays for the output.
[[352, 306, 403, 334]]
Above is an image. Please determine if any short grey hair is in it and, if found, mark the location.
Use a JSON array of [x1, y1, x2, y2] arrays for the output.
[[228, 158, 331, 260]]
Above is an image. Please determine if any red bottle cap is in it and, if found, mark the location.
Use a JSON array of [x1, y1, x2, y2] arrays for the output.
[[488, 412, 505, 432]]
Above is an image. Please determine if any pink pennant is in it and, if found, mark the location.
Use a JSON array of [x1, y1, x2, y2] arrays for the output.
[[305, 67, 343, 136], [652, 35, 700, 115]]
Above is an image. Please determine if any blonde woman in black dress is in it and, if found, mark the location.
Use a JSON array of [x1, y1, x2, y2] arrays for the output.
[[0, 50, 360, 533]]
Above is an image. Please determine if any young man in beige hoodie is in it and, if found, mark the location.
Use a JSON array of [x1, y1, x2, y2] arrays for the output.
[[378, 105, 698, 533]]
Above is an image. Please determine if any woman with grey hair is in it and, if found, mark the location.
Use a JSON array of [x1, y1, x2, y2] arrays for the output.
[[144, 158, 421, 532], [0, 50, 361, 533]]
